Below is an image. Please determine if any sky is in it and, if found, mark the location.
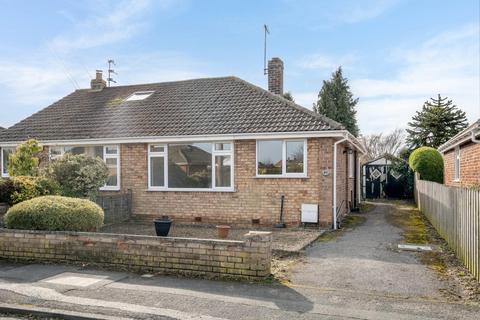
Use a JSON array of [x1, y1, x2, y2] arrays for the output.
[[0, 0, 478, 135]]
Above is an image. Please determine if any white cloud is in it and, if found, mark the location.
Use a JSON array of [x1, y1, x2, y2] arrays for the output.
[[353, 24, 480, 134], [297, 53, 357, 71], [49, 0, 158, 53], [335, 0, 399, 24]]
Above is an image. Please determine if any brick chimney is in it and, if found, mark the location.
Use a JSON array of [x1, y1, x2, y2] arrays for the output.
[[267, 57, 284, 95], [90, 70, 106, 90]]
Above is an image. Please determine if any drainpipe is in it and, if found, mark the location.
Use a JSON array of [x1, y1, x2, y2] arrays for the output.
[[332, 137, 347, 230], [472, 131, 480, 144]]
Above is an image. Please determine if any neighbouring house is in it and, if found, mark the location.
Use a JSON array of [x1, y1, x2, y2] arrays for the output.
[[438, 119, 480, 187], [0, 58, 365, 228]]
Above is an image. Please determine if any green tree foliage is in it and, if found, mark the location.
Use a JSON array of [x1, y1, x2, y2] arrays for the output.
[[406, 94, 468, 149], [46, 154, 109, 200], [408, 147, 444, 183], [314, 67, 359, 136], [4, 195, 104, 231], [282, 91, 294, 102], [7, 139, 42, 177]]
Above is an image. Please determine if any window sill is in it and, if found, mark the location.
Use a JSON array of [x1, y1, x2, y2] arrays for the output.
[[147, 188, 235, 193], [255, 175, 309, 179], [100, 187, 121, 191]]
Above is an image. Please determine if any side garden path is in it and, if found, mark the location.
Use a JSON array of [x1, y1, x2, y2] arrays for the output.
[[288, 201, 480, 302]]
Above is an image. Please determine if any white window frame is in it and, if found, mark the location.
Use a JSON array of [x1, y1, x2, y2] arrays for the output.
[[1, 147, 15, 177], [125, 91, 155, 101], [148, 144, 168, 190], [256, 139, 307, 178], [48, 145, 121, 191], [454, 146, 461, 181], [100, 145, 121, 191], [147, 141, 234, 192]]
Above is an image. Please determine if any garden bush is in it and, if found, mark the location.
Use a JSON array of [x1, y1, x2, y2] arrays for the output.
[[46, 154, 109, 200], [408, 147, 444, 183], [10, 176, 60, 204], [0, 178, 18, 205], [7, 139, 43, 177], [4, 195, 104, 231]]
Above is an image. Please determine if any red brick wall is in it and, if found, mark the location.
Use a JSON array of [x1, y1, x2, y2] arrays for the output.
[[444, 141, 480, 187], [105, 138, 341, 227]]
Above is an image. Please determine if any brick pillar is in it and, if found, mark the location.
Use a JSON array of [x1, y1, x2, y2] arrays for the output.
[[268, 58, 284, 95], [244, 231, 272, 277]]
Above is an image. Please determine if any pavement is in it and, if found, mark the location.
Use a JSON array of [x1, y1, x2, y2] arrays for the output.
[[0, 202, 479, 319]]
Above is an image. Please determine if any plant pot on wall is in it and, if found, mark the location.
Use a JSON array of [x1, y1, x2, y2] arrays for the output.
[[154, 216, 172, 236], [216, 225, 231, 239]]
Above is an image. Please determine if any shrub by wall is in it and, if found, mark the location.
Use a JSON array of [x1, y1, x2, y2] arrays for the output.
[[409, 147, 444, 183], [4, 195, 104, 231], [10, 176, 60, 204], [0, 178, 18, 205]]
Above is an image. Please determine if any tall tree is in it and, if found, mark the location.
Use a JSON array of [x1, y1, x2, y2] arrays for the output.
[[314, 67, 359, 136], [406, 94, 468, 149], [360, 128, 405, 162]]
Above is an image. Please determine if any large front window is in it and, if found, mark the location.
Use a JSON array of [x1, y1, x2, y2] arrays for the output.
[[257, 140, 306, 177], [49, 145, 120, 190], [148, 142, 233, 191]]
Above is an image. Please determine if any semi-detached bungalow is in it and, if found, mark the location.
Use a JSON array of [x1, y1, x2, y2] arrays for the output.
[[0, 58, 365, 228]]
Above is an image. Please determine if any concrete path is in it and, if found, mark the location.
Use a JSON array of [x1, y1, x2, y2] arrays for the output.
[[0, 202, 479, 319], [290, 201, 446, 298]]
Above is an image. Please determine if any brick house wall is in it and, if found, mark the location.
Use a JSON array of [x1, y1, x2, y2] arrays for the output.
[[444, 141, 480, 187], [105, 138, 349, 227], [334, 144, 355, 219]]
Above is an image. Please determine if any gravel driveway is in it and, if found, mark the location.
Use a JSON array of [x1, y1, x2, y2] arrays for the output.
[[289, 201, 448, 298]]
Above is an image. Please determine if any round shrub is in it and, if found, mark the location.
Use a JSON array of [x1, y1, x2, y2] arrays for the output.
[[408, 147, 444, 183], [4, 195, 104, 231]]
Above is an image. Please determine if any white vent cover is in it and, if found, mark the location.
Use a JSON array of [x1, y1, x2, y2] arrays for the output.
[[301, 204, 318, 223]]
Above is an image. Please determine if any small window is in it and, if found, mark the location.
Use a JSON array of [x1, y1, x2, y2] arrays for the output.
[[348, 151, 355, 178], [257, 140, 306, 177], [454, 146, 461, 181], [215, 143, 231, 151], [125, 91, 154, 101]]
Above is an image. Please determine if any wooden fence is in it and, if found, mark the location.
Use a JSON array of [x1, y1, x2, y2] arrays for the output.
[[96, 190, 132, 225], [416, 179, 480, 282]]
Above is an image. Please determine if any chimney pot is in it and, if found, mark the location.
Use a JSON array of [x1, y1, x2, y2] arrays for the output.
[[91, 70, 106, 90], [268, 57, 284, 95]]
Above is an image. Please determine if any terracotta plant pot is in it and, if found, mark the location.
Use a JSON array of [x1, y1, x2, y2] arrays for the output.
[[216, 225, 231, 239]]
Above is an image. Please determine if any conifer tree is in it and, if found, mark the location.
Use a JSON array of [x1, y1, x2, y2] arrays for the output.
[[406, 94, 468, 149], [314, 67, 359, 136]]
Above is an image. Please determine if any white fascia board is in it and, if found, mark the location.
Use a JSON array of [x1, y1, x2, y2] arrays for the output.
[[438, 120, 480, 153], [0, 130, 349, 147]]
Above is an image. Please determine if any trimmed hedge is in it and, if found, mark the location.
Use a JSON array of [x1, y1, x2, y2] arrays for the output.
[[408, 147, 444, 183], [4, 196, 104, 231]]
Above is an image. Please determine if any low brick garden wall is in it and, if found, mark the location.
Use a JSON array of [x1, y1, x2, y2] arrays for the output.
[[0, 229, 272, 280]]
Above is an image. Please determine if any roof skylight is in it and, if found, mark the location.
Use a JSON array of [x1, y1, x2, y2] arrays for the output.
[[125, 91, 154, 101]]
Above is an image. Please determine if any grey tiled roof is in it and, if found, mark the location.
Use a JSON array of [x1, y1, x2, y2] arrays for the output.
[[0, 76, 342, 142]]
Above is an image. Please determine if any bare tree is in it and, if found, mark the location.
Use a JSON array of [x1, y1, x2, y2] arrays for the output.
[[360, 128, 405, 163]]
